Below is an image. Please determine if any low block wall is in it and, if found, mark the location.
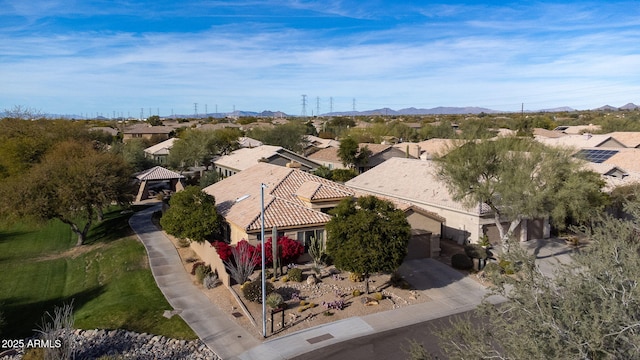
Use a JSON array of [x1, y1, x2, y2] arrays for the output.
[[189, 241, 231, 287]]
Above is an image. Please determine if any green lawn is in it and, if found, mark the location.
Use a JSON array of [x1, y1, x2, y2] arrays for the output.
[[0, 207, 196, 339]]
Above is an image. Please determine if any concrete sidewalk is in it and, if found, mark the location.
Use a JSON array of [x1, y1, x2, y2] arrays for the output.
[[130, 203, 260, 360]]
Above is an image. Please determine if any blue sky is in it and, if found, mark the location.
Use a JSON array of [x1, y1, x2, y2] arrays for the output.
[[1, 1, 639, 116]]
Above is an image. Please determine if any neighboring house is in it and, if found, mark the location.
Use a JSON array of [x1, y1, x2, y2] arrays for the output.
[[391, 139, 459, 160], [307, 143, 413, 172], [583, 162, 640, 191], [304, 135, 340, 155], [195, 122, 242, 131], [89, 126, 119, 137], [122, 124, 173, 141], [213, 145, 321, 177], [237, 136, 263, 148], [608, 132, 640, 148], [204, 162, 355, 246], [143, 138, 177, 165], [535, 133, 626, 149], [346, 157, 550, 244], [134, 166, 186, 202], [553, 124, 601, 134]]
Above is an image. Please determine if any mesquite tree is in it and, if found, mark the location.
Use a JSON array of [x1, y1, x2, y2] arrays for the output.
[[326, 196, 411, 293]]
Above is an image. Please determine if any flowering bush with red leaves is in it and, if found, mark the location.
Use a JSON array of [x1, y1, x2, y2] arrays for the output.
[[265, 236, 305, 266], [212, 241, 233, 262], [213, 237, 304, 267]]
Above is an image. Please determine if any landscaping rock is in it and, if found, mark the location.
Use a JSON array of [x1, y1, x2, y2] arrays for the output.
[[1, 329, 220, 360]]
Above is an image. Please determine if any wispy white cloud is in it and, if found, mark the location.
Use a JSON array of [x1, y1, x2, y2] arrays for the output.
[[1, 1, 639, 114]]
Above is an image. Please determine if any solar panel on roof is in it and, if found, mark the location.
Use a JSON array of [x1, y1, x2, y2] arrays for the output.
[[574, 149, 618, 163]]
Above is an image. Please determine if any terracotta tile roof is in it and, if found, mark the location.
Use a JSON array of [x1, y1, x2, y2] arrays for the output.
[[346, 158, 490, 215], [203, 163, 354, 232], [135, 166, 185, 180]]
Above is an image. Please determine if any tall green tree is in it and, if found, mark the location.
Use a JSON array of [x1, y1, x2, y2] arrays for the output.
[[111, 138, 155, 172], [249, 122, 310, 154], [435, 137, 607, 251], [337, 137, 372, 170], [325, 196, 411, 293], [0, 140, 134, 246], [415, 204, 640, 359], [160, 186, 223, 243]]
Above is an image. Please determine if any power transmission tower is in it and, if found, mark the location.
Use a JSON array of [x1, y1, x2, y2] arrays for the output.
[[329, 97, 333, 114], [301, 94, 307, 117], [140, 108, 143, 120], [194, 103, 198, 117], [316, 96, 320, 117]]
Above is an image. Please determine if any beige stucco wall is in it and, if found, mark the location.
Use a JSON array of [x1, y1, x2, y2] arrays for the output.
[[405, 210, 442, 237], [189, 240, 232, 287]]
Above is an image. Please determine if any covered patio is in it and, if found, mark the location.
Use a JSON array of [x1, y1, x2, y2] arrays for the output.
[[134, 166, 186, 202]]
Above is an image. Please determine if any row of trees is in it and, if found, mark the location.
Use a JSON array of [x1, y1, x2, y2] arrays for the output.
[[0, 119, 135, 246]]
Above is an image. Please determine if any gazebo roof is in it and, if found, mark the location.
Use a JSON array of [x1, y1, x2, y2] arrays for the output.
[[135, 166, 185, 181]]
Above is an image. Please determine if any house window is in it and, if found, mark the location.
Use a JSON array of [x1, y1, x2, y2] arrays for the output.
[[296, 229, 324, 252], [256, 231, 285, 242]]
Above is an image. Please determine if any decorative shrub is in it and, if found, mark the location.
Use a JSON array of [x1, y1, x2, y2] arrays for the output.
[[451, 254, 473, 270], [266, 292, 285, 309], [195, 264, 212, 284], [352, 289, 362, 297], [464, 244, 489, 260], [242, 278, 275, 303], [499, 259, 520, 275], [204, 272, 221, 289], [373, 292, 384, 301], [280, 276, 289, 283], [191, 261, 206, 275], [264, 236, 305, 266], [483, 262, 503, 276], [323, 299, 346, 310], [349, 272, 364, 282], [287, 267, 303, 282], [212, 241, 233, 262]]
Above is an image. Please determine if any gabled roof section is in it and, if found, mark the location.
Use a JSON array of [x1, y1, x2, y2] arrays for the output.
[[214, 145, 284, 171], [214, 145, 319, 171], [135, 166, 185, 180], [144, 138, 178, 156], [535, 134, 624, 150], [608, 132, 640, 148], [307, 147, 341, 163], [359, 143, 391, 156], [204, 162, 354, 232], [345, 157, 490, 216]]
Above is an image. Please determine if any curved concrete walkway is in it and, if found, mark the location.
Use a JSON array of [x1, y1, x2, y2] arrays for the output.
[[129, 203, 260, 360]]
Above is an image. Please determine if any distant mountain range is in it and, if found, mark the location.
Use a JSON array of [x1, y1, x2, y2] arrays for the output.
[[4, 103, 639, 119]]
